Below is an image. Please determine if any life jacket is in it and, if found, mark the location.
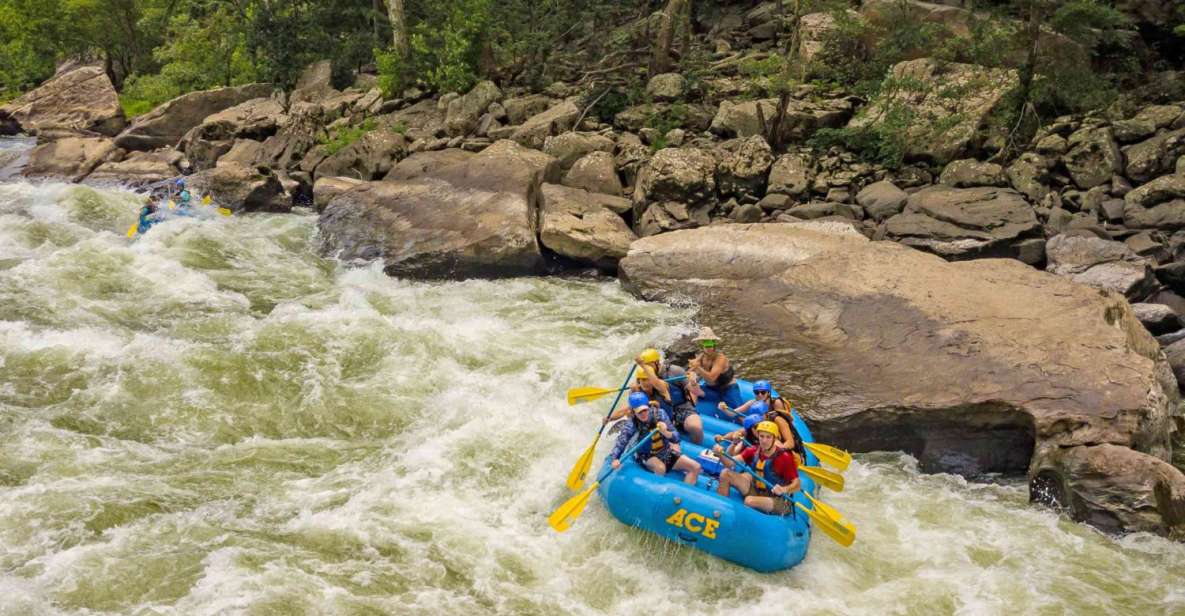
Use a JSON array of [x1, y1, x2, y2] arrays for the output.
[[752, 446, 793, 495], [643, 384, 673, 414], [766, 401, 807, 463], [632, 413, 668, 458]]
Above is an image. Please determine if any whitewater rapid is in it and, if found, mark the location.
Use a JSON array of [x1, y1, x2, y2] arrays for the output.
[[0, 172, 1182, 615]]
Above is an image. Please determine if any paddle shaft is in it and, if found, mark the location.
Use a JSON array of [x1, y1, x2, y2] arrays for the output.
[[575, 375, 687, 404], [594, 368, 639, 438], [599, 428, 659, 483], [718, 443, 798, 511]]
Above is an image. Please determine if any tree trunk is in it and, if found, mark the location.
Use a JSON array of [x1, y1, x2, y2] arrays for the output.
[[650, 0, 687, 77], [386, 0, 408, 59]]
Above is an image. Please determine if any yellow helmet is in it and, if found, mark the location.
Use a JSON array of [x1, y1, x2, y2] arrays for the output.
[[639, 348, 661, 364], [635, 370, 649, 381], [755, 421, 780, 439]]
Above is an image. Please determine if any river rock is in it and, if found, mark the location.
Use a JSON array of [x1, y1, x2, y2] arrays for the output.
[[313, 176, 366, 212], [318, 139, 552, 278], [0, 65, 125, 137], [383, 149, 473, 182], [849, 58, 1018, 164], [1124, 128, 1185, 183], [503, 94, 552, 126], [715, 136, 773, 200], [709, 97, 854, 140], [767, 152, 813, 198], [786, 201, 861, 220], [179, 98, 286, 169], [618, 221, 1185, 537], [1006, 152, 1052, 203], [647, 73, 687, 102], [1063, 125, 1124, 189], [883, 186, 1041, 259], [939, 159, 1008, 188], [539, 183, 636, 270], [186, 162, 290, 212], [634, 147, 717, 207], [114, 83, 272, 151], [511, 99, 580, 149], [87, 148, 187, 185], [313, 130, 408, 181], [290, 60, 336, 105], [1132, 302, 1182, 335], [1032, 444, 1185, 536], [1045, 233, 1156, 298], [22, 136, 119, 182], [856, 180, 908, 221], [542, 132, 614, 170], [562, 151, 623, 196], [445, 81, 502, 137], [1125, 174, 1185, 210]]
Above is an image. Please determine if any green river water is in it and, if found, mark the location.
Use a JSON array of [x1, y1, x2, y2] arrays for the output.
[[0, 149, 1182, 614]]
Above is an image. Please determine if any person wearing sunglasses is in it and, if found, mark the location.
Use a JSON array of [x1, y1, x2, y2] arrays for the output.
[[609, 393, 702, 485], [712, 420, 800, 515], [688, 327, 743, 409]]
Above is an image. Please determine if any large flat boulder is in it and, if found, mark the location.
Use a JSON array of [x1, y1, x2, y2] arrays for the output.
[[113, 83, 272, 151], [849, 58, 1018, 164], [510, 100, 580, 149], [539, 183, 636, 270], [186, 162, 290, 212], [317, 140, 552, 278], [883, 185, 1041, 259], [87, 148, 188, 186], [619, 222, 1185, 537], [178, 97, 286, 170], [22, 137, 119, 182], [0, 66, 125, 137]]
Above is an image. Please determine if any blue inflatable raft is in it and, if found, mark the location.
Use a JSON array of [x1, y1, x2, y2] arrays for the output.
[[596, 378, 820, 572]]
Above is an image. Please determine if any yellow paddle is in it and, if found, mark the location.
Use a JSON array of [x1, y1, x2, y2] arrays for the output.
[[800, 465, 844, 492], [198, 194, 233, 216], [802, 489, 843, 521], [719, 448, 856, 547], [126, 223, 138, 237], [565, 367, 636, 491], [567, 375, 686, 405], [738, 438, 845, 492], [795, 501, 856, 547], [804, 442, 851, 471], [550, 429, 657, 532]]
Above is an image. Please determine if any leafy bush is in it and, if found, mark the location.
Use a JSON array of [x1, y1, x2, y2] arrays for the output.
[[318, 119, 377, 156]]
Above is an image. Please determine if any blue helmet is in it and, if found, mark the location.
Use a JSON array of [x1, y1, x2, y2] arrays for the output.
[[743, 414, 761, 431], [628, 392, 650, 410], [749, 401, 768, 416], [175, 178, 186, 187], [753, 380, 771, 393]]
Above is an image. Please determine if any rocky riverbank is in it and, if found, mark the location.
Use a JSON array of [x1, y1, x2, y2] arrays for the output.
[[2, 0, 1183, 539]]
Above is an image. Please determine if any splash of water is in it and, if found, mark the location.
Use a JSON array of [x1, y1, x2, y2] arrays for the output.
[[0, 174, 1181, 615]]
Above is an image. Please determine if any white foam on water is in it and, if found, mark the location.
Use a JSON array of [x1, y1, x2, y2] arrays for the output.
[[0, 178, 1182, 615]]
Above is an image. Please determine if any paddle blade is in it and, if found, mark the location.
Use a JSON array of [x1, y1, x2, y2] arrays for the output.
[[167, 200, 176, 210], [202, 195, 212, 205], [566, 386, 614, 406], [126, 223, 138, 238], [565, 437, 599, 492], [801, 466, 844, 492], [805, 442, 851, 471], [548, 481, 599, 533], [217, 207, 232, 217], [796, 502, 856, 547], [803, 490, 843, 522]]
